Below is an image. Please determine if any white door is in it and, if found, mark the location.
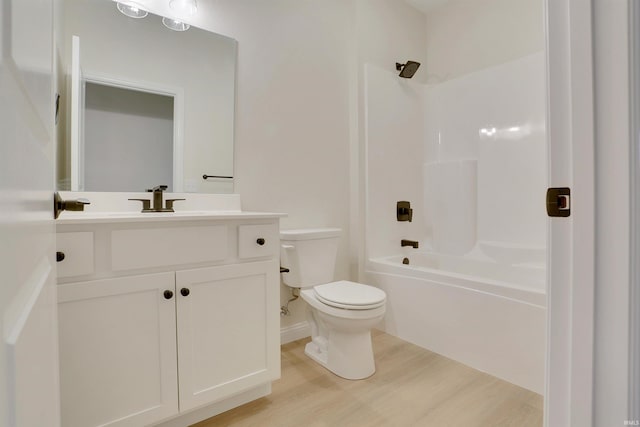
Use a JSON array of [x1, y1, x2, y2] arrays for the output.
[[545, 0, 595, 425], [175, 261, 280, 411], [590, 0, 633, 423], [70, 35, 85, 191], [630, 3, 640, 420], [0, 0, 60, 425], [57, 273, 179, 427]]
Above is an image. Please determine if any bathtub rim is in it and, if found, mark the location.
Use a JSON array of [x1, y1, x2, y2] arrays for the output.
[[366, 256, 547, 308]]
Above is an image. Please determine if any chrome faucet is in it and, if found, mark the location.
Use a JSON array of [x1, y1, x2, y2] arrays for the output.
[[129, 185, 185, 212], [401, 239, 419, 249]]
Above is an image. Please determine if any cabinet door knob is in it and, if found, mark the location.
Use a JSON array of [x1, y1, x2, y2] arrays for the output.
[[180, 288, 190, 297], [164, 290, 174, 300], [256, 238, 265, 246], [56, 251, 65, 262]]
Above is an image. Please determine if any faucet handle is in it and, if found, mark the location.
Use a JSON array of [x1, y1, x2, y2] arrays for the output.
[[147, 185, 168, 193], [165, 198, 185, 211], [129, 198, 151, 211]]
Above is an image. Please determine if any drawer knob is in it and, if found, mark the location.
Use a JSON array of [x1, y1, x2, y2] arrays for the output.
[[256, 238, 265, 246], [56, 251, 65, 262], [164, 290, 174, 300], [180, 288, 190, 297]]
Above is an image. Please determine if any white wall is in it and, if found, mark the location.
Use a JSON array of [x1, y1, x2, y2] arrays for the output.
[[197, 0, 357, 329], [425, 0, 544, 82], [357, 0, 428, 84]]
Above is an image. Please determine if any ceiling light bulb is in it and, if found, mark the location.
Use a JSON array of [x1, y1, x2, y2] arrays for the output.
[[162, 17, 191, 31], [116, 1, 148, 18], [169, 0, 197, 16]]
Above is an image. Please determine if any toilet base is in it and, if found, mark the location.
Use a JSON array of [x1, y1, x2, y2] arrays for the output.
[[304, 329, 376, 380], [299, 287, 385, 380]]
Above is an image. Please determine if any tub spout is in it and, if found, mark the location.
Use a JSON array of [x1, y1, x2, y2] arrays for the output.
[[401, 239, 419, 249]]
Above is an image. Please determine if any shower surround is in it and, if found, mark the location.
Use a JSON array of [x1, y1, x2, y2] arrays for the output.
[[364, 52, 547, 393]]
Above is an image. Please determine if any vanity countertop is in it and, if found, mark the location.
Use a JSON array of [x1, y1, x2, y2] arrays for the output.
[[56, 210, 286, 225], [55, 192, 286, 224]]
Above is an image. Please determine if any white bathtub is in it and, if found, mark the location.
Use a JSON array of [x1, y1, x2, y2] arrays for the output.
[[366, 252, 546, 394]]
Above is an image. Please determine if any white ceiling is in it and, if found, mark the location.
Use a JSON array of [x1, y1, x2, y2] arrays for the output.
[[404, 0, 450, 14]]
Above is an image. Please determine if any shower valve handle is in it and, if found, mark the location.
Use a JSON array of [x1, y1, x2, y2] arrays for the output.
[[397, 201, 413, 222]]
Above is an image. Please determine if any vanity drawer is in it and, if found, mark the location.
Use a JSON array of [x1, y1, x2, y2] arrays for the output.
[[111, 226, 228, 271], [238, 224, 279, 259], [57, 232, 95, 278]]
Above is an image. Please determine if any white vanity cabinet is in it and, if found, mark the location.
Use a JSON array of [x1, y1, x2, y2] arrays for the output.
[[56, 214, 282, 427], [175, 261, 279, 412], [58, 272, 179, 427]]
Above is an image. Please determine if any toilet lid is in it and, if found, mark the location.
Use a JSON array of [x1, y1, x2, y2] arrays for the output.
[[313, 281, 386, 310]]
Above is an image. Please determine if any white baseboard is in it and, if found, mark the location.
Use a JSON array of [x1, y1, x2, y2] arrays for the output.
[[280, 321, 310, 345]]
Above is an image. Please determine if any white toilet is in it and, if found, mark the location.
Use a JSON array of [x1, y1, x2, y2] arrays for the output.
[[280, 228, 386, 380]]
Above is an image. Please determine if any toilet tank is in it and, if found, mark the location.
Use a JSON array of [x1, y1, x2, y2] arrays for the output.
[[280, 228, 341, 288]]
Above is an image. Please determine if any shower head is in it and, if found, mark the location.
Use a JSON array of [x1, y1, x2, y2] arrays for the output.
[[396, 61, 421, 78]]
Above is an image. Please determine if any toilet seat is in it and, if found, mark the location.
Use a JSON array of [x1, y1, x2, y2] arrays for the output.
[[313, 281, 386, 310]]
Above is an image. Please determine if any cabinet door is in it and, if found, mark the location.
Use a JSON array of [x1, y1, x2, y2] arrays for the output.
[[58, 273, 178, 427], [176, 260, 280, 411]]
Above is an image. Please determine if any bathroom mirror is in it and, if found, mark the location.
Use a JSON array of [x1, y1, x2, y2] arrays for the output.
[[57, 0, 237, 193]]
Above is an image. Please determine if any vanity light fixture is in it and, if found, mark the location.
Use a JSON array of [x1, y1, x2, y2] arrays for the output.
[[169, 0, 197, 16], [162, 17, 190, 31], [116, 1, 148, 18]]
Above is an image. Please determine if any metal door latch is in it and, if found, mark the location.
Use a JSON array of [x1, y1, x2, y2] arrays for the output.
[[546, 187, 571, 217], [54, 192, 90, 219]]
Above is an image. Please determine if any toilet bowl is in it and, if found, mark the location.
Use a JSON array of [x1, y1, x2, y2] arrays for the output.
[[280, 228, 386, 380]]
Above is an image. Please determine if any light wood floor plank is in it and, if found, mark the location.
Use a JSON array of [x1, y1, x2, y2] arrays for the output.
[[192, 330, 542, 427]]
